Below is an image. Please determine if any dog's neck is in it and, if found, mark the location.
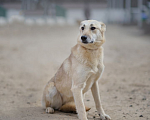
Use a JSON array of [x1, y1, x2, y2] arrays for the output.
[[81, 45, 99, 51], [71, 44, 103, 73]]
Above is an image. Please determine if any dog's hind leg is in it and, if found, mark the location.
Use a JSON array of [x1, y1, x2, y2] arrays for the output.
[[46, 107, 54, 114], [42, 81, 62, 114], [59, 101, 90, 113]]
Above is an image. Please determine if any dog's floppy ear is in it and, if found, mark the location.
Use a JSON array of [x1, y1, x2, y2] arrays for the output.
[[99, 22, 106, 32]]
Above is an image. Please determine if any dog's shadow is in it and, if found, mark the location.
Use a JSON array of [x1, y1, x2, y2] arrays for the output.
[[7, 106, 78, 120], [6, 106, 99, 120]]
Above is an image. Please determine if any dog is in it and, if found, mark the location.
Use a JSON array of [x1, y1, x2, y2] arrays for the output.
[[42, 20, 111, 120]]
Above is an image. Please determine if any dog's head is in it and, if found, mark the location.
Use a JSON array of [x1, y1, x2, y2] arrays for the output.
[[77, 20, 106, 49]]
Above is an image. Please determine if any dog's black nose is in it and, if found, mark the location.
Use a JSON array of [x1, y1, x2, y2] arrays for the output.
[[81, 36, 87, 42]]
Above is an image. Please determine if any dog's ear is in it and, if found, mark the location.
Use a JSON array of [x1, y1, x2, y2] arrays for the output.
[[76, 20, 82, 26], [99, 22, 106, 32]]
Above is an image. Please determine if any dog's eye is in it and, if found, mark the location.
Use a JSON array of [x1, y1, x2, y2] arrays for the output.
[[91, 27, 96, 30], [81, 27, 84, 30]]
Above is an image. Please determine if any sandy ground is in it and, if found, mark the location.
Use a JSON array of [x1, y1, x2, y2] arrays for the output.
[[0, 23, 150, 120]]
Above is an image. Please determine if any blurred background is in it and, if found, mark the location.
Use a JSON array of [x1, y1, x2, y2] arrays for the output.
[[0, 0, 150, 32], [0, 0, 150, 120]]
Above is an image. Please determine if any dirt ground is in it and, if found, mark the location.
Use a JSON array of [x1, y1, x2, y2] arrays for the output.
[[0, 23, 150, 120]]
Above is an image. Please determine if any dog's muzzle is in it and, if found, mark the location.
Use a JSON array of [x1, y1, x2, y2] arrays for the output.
[[81, 36, 88, 44], [81, 36, 93, 44]]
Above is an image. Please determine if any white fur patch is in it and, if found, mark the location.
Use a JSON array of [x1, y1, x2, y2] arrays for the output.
[[99, 24, 102, 30]]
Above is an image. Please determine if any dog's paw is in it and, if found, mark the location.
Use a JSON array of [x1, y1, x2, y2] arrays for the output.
[[99, 114, 111, 120], [46, 107, 54, 114]]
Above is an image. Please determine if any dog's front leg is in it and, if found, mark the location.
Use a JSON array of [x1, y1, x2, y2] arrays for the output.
[[71, 86, 88, 120], [91, 81, 111, 120]]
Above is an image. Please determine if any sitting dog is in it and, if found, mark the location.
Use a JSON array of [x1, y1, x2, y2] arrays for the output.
[[42, 20, 111, 120]]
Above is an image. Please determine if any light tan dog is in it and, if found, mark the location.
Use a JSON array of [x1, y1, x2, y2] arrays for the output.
[[42, 20, 111, 120]]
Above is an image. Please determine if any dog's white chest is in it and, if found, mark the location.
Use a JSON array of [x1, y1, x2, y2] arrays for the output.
[[83, 67, 103, 93], [83, 77, 95, 93], [83, 65, 104, 93]]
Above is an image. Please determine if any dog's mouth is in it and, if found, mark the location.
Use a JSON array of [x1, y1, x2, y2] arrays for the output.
[[82, 41, 88, 44], [82, 41, 94, 44], [80, 35, 94, 44]]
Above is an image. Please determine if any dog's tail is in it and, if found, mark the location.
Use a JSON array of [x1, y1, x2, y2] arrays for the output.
[[59, 101, 90, 113]]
